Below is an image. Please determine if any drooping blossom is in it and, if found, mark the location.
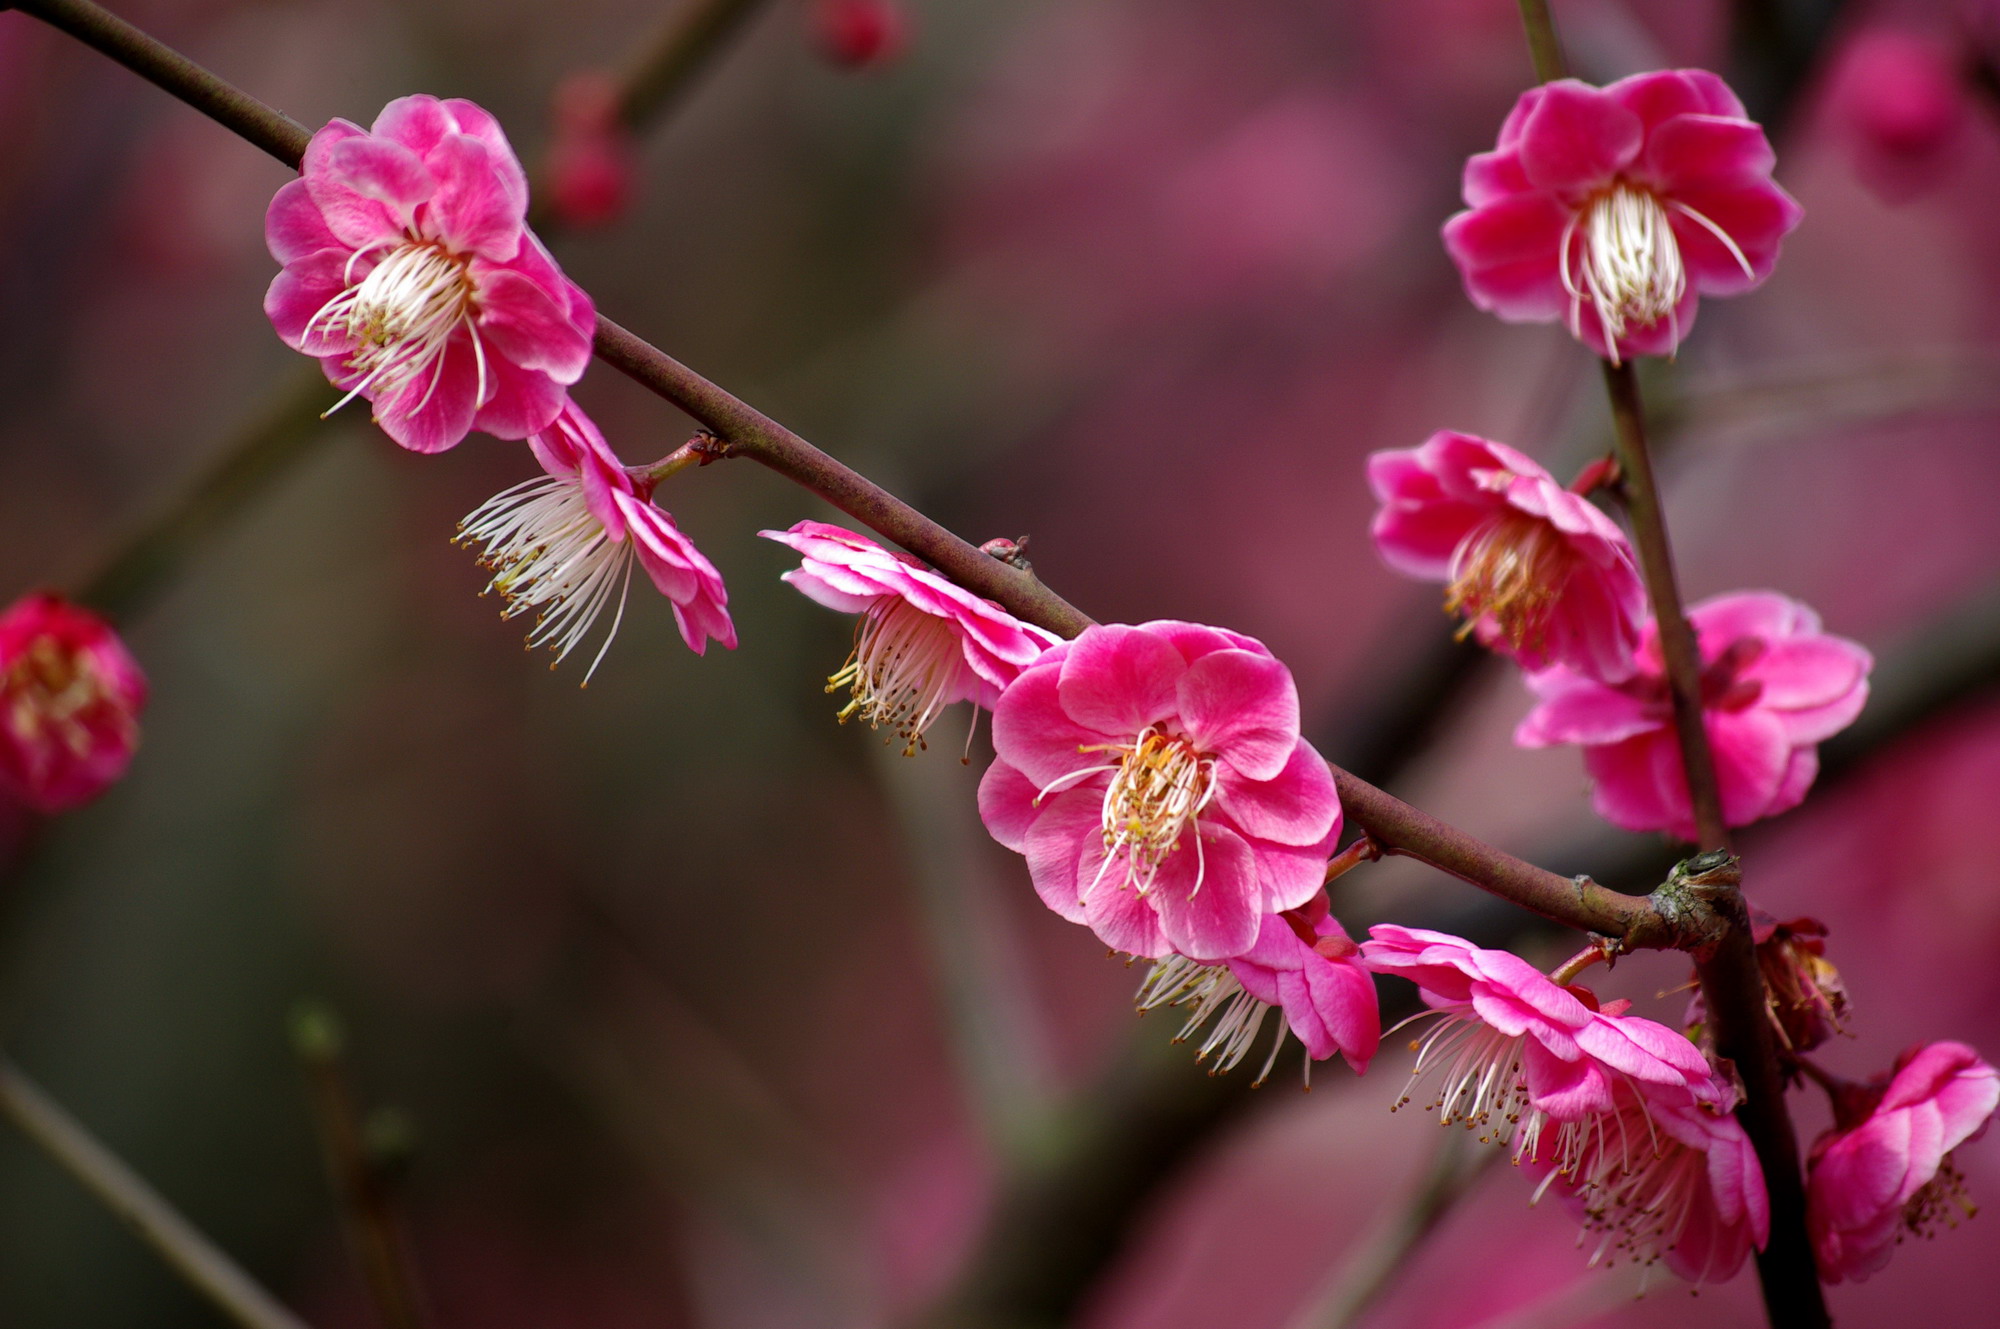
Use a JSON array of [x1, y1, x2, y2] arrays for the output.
[[1360, 925, 1721, 1154], [1516, 591, 1872, 842], [810, 0, 910, 69], [1443, 69, 1802, 362], [458, 401, 734, 677], [761, 522, 1060, 755], [1368, 431, 1643, 680], [1526, 1077, 1769, 1284], [0, 594, 147, 813], [1807, 1041, 2000, 1283], [545, 73, 636, 229], [265, 95, 596, 453], [1691, 913, 1850, 1056], [1137, 893, 1379, 1081], [979, 622, 1340, 961]]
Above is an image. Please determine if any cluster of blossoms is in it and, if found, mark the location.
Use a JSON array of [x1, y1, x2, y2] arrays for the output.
[[265, 95, 734, 678]]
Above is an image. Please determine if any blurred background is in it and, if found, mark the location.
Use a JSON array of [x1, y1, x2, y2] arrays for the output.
[[2, 0, 1999, 1326]]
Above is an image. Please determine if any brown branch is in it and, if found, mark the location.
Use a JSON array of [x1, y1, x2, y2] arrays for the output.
[[613, 0, 772, 131], [0, 1054, 316, 1329]]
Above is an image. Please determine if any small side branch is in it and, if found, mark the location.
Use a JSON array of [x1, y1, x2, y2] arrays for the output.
[[0, 1054, 315, 1329]]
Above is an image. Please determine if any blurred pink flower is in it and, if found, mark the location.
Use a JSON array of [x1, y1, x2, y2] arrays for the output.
[[1516, 590, 1872, 841], [1808, 1041, 2000, 1283], [1362, 925, 1720, 1149], [545, 73, 636, 230], [0, 593, 147, 813], [810, 0, 910, 69], [458, 401, 734, 677], [1368, 431, 1643, 681], [1137, 893, 1379, 1079], [265, 95, 596, 453], [979, 622, 1340, 961], [1826, 28, 1970, 203], [1526, 1077, 1769, 1284], [761, 521, 1060, 754], [1443, 69, 1802, 363]]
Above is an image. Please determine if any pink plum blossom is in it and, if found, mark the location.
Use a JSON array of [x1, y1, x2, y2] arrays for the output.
[[1443, 69, 1802, 362], [1516, 590, 1872, 842], [1827, 29, 1970, 203], [458, 401, 735, 677], [1360, 925, 1721, 1152], [979, 621, 1341, 962], [1526, 1077, 1769, 1284], [0, 593, 147, 814], [545, 73, 637, 229], [1807, 1041, 2000, 1283], [761, 521, 1061, 754], [1368, 431, 1643, 680], [1137, 892, 1379, 1080], [265, 95, 596, 453]]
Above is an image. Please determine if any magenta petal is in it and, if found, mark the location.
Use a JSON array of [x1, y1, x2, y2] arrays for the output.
[[1516, 673, 1657, 746], [1022, 788, 1103, 925], [1644, 114, 1775, 191], [1149, 825, 1260, 961], [371, 94, 453, 157], [475, 266, 594, 380], [423, 134, 526, 261], [992, 662, 1114, 789], [1177, 649, 1299, 780], [266, 179, 342, 263], [1612, 69, 1734, 133], [1211, 740, 1338, 846], [1671, 181, 1801, 294], [1752, 635, 1872, 712], [978, 759, 1042, 853], [1523, 1038, 1612, 1119], [1443, 195, 1572, 322], [318, 136, 433, 241], [1083, 869, 1170, 958], [1057, 625, 1184, 738], [1584, 732, 1686, 835], [471, 353, 568, 441], [370, 336, 481, 453], [264, 251, 352, 352], [1299, 950, 1380, 1071], [1517, 80, 1643, 195], [1251, 837, 1333, 914], [1709, 708, 1790, 828]]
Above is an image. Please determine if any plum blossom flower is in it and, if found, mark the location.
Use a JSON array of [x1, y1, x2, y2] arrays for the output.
[[1807, 1041, 2000, 1283], [1360, 925, 1721, 1157], [1827, 29, 1970, 203], [1137, 893, 1379, 1081], [1691, 913, 1851, 1056], [979, 622, 1340, 961], [265, 95, 596, 453], [1443, 69, 1802, 363], [761, 522, 1060, 755], [1516, 591, 1872, 842], [1368, 432, 1643, 680], [1526, 1077, 1768, 1284], [458, 401, 735, 677], [0, 594, 147, 813], [545, 73, 637, 229]]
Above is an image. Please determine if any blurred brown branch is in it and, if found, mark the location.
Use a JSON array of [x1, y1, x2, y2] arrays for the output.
[[0, 1054, 315, 1329]]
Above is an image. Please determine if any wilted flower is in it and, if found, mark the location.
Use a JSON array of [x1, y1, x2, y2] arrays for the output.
[[0, 594, 147, 813], [1527, 1077, 1768, 1284], [979, 621, 1340, 961], [1368, 431, 1643, 680], [1138, 893, 1379, 1081], [1443, 69, 1802, 363], [265, 95, 596, 453], [1516, 591, 1872, 841], [458, 401, 734, 677], [1808, 1041, 2000, 1283], [1361, 925, 1720, 1155], [761, 521, 1060, 755]]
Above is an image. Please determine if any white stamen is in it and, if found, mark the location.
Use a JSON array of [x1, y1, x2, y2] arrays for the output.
[[1137, 955, 1294, 1085], [308, 241, 478, 417], [827, 598, 970, 755], [456, 471, 635, 685], [1560, 183, 1717, 364], [1065, 726, 1216, 899]]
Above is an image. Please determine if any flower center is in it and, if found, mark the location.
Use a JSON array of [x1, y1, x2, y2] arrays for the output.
[[457, 471, 633, 683], [1905, 1154, 1978, 1239], [2, 638, 131, 758], [1393, 1010, 1533, 1146], [826, 597, 966, 755], [1095, 726, 1215, 895], [1565, 182, 1685, 355], [310, 240, 481, 415], [1444, 508, 1575, 652], [1554, 1105, 1710, 1273]]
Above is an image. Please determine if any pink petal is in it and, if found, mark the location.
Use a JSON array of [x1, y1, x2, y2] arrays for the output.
[[1298, 949, 1380, 1071], [1211, 739, 1339, 846], [1752, 635, 1872, 711], [1708, 708, 1791, 828], [264, 250, 352, 352], [1176, 649, 1299, 780], [1691, 590, 1801, 648], [991, 661, 1114, 789], [1443, 195, 1572, 322], [1643, 114, 1776, 191], [1141, 619, 1268, 665], [314, 135, 433, 245], [266, 179, 343, 264], [1021, 788, 1104, 925], [474, 266, 594, 381], [1584, 732, 1688, 836], [421, 133, 527, 261], [1082, 868, 1170, 958], [1515, 675, 1659, 746], [1462, 147, 1531, 207], [1517, 80, 1643, 195], [1251, 837, 1334, 914], [1057, 625, 1184, 739], [1670, 180, 1802, 294], [471, 353, 568, 441], [978, 758, 1042, 853], [371, 94, 453, 156], [1610, 69, 1745, 132], [1522, 1038, 1612, 1118], [369, 335, 481, 453], [1149, 825, 1261, 961]]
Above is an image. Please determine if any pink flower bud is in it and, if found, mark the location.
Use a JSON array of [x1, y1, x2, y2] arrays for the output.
[[0, 594, 147, 814], [546, 72, 636, 229], [811, 0, 909, 70], [1828, 29, 1970, 202]]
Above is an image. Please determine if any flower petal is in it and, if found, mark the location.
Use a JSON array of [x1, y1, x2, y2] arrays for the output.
[[1177, 648, 1300, 780]]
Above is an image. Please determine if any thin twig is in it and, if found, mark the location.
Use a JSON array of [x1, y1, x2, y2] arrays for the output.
[[291, 1005, 433, 1329], [615, 0, 772, 130], [1514, 0, 1569, 83], [0, 1054, 315, 1329]]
